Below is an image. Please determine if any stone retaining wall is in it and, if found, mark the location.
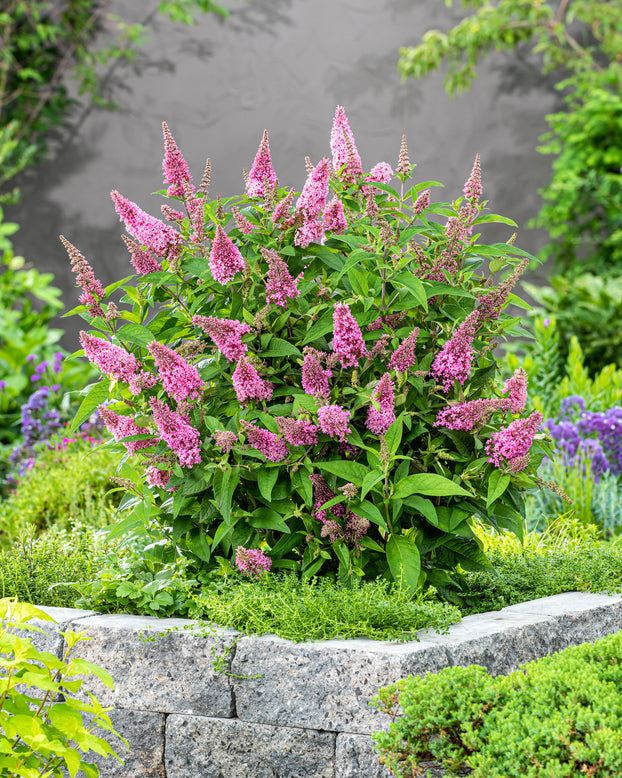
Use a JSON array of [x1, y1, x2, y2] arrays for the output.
[[30, 592, 622, 777]]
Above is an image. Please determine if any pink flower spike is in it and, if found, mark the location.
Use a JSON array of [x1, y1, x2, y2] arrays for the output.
[[275, 417, 318, 446], [213, 430, 238, 453], [301, 348, 332, 399], [121, 235, 161, 275], [463, 153, 482, 200], [330, 106, 363, 182], [149, 397, 202, 468], [232, 205, 255, 235], [241, 421, 288, 463], [262, 248, 301, 308], [366, 373, 396, 436], [364, 162, 393, 193], [99, 407, 157, 454], [246, 130, 278, 198], [232, 357, 273, 405], [430, 311, 480, 392], [322, 197, 348, 234], [162, 121, 193, 199], [434, 398, 511, 432], [209, 224, 246, 285], [147, 341, 204, 404], [389, 327, 420, 372], [502, 368, 528, 413], [145, 465, 172, 490], [413, 189, 430, 214], [332, 303, 367, 368], [296, 157, 331, 221], [61, 235, 106, 318], [485, 411, 543, 470], [193, 315, 251, 362], [317, 404, 352, 442], [235, 546, 272, 577], [80, 332, 143, 394], [111, 190, 182, 259], [294, 218, 325, 248]]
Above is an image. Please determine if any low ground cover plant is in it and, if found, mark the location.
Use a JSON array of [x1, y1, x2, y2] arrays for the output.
[[372, 629, 622, 777], [63, 107, 547, 595], [0, 597, 125, 777]]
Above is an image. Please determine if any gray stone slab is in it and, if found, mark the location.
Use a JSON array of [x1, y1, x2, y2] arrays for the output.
[[335, 732, 392, 778], [84, 708, 165, 778], [165, 714, 336, 778], [17, 606, 98, 657], [500, 591, 622, 617], [231, 635, 450, 733], [64, 614, 237, 716]]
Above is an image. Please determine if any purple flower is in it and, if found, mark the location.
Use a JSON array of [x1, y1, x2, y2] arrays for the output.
[[209, 225, 246, 285], [330, 106, 363, 182], [149, 397, 202, 468], [317, 404, 352, 442], [162, 121, 193, 198], [262, 248, 301, 308], [486, 411, 543, 470], [147, 341, 205, 404], [366, 373, 396, 436], [301, 348, 332, 399], [389, 327, 419, 372], [232, 357, 273, 405], [430, 311, 480, 392], [193, 315, 251, 362], [241, 421, 288, 463], [246, 130, 278, 198], [235, 546, 272, 577], [111, 190, 182, 259], [332, 303, 367, 368]]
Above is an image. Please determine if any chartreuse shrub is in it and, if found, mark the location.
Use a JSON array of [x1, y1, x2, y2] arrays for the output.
[[0, 598, 125, 777], [372, 629, 622, 777], [0, 436, 125, 543], [62, 108, 546, 593]]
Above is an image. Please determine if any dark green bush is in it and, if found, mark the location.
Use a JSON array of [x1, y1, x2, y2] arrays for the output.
[[372, 630, 622, 777], [0, 437, 125, 542]]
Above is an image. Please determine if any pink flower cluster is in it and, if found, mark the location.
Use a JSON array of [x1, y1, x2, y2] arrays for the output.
[[147, 341, 204, 404], [246, 130, 278, 198], [162, 122, 193, 198], [149, 397, 202, 468], [430, 311, 480, 392], [209, 225, 246, 285], [232, 357, 273, 405], [317, 404, 351, 442], [362, 161, 393, 196], [98, 407, 157, 454], [145, 465, 172, 490], [234, 546, 272, 577], [301, 348, 332, 399], [232, 206, 255, 235], [322, 197, 347, 233], [275, 417, 318, 446], [213, 430, 238, 453], [463, 153, 482, 199], [485, 411, 543, 471], [502, 368, 528, 413], [309, 474, 370, 546], [241, 421, 288, 463], [80, 332, 145, 395], [332, 303, 367, 368], [111, 190, 182, 259], [413, 189, 430, 214], [367, 312, 407, 331], [330, 106, 363, 182], [434, 398, 511, 432], [366, 373, 396, 436], [389, 327, 419, 372], [121, 235, 161, 275], [192, 315, 251, 362], [263, 248, 301, 307], [61, 236, 106, 318], [294, 157, 331, 247]]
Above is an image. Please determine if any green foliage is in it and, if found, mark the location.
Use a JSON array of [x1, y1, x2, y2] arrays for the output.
[[0, 1, 228, 192], [522, 274, 622, 375], [68, 110, 546, 592], [372, 629, 622, 777], [0, 597, 125, 777], [188, 573, 462, 642], [0, 437, 125, 543], [0, 525, 109, 609], [397, 0, 622, 277]]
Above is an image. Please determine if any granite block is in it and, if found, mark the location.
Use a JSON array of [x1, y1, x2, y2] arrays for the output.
[[231, 635, 450, 733], [86, 708, 165, 778], [165, 714, 336, 778], [64, 614, 237, 716], [335, 732, 392, 778], [17, 606, 98, 657]]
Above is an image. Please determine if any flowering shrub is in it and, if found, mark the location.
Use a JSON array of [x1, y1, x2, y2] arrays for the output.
[[63, 108, 545, 591]]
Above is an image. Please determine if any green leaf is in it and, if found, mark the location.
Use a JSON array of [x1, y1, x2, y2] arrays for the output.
[[393, 272, 428, 311], [360, 470, 384, 500], [393, 473, 470, 499], [487, 470, 511, 508], [70, 382, 109, 432], [332, 540, 350, 573], [261, 338, 302, 358], [248, 508, 290, 533], [257, 469, 279, 502], [116, 322, 155, 347], [385, 534, 421, 592], [302, 315, 334, 345], [187, 526, 211, 562], [351, 499, 387, 530], [385, 414, 404, 454], [402, 495, 438, 525], [315, 460, 370, 487]]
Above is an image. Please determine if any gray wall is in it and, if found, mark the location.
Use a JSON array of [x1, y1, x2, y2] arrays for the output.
[[6, 0, 559, 349]]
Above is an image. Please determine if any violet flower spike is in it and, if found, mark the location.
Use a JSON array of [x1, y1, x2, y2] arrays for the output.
[[332, 303, 367, 368], [209, 224, 246, 285], [330, 106, 363, 182], [111, 190, 182, 259], [162, 121, 193, 199], [246, 130, 278, 198]]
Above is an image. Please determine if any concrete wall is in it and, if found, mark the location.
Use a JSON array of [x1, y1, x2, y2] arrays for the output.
[[32, 592, 622, 777]]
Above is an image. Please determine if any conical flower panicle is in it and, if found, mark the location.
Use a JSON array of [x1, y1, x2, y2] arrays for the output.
[[99, 407, 157, 454], [502, 368, 528, 413], [322, 197, 347, 234], [149, 397, 202, 468], [193, 315, 251, 362], [330, 106, 363, 182], [301, 348, 332, 399], [80, 332, 143, 395], [147, 341, 204, 404], [162, 121, 193, 198], [262, 247, 301, 308], [332, 303, 367, 368], [121, 235, 161, 275], [485, 411, 543, 471], [241, 421, 288, 463], [111, 190, 182, 259], [463, 153, 482, 200], [209, 224, 246, 285], [366, 373, 396, 436], [430, 311, 480, 392], [389, 327, 420, 372], [61, 235, 106, 318], [246, 130, 278, 198], [232, 357, 273, 405]]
